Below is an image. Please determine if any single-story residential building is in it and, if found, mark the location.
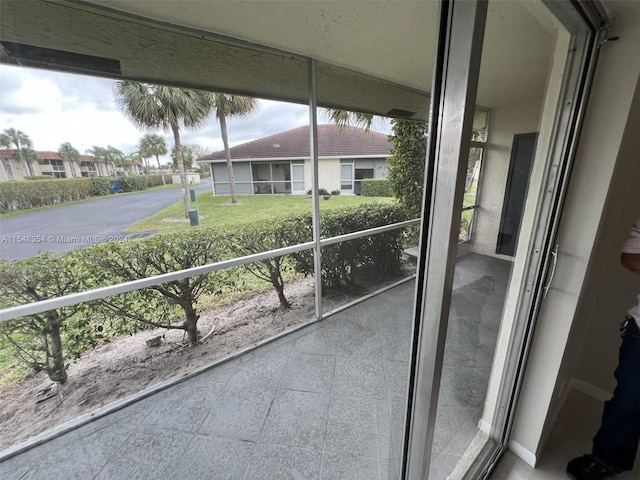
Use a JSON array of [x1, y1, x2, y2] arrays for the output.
[[197, 124, 391, 195]]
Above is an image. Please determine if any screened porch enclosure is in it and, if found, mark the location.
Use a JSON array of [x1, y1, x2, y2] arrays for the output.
[[211, 160, 306, 195], [1, 254, 510, 480], [0, 0, 609, 478]]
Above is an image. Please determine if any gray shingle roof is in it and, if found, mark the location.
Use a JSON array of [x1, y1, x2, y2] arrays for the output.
[[198, 124, 391, 162]]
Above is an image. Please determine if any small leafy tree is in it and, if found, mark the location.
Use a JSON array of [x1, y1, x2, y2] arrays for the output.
[[172, 144, 207, 172], [0, 254, 85, 384], [226, 216, 311, 309], [387, 119, 427, 218], [85, 229, 233, 345]]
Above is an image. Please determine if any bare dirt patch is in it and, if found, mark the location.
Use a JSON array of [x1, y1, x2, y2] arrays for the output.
[[0, 263, 414, 451]]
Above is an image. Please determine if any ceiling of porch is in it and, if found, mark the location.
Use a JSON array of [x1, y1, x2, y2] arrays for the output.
[[1, 1, 562, 118]]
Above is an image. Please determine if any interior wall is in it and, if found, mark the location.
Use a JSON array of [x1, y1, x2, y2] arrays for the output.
[[471, 100, 542, 258], [571, 85, 640, 393], [509, 4, 640, 463]]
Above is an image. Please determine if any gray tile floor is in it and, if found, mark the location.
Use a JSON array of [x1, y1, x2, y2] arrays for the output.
[[1, 253, 511, 480], [430, 254, 512, 480]]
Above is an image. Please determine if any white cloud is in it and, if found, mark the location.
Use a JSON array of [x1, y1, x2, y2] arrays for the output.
[[0, 65, 390, 165]]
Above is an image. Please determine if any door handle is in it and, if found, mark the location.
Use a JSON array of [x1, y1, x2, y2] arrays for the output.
[[543, 244, 559, 298]]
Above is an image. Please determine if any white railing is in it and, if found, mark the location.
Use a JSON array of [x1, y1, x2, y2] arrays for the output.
[[0, 219, 420, 323]]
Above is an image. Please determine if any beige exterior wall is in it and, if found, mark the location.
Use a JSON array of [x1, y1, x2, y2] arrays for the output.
[[0, 158, 24, 180], [471, 99, 543, 258], [302, 158, 343, 194], [317, 158, 341, 193], [0, 156, 126, 181]]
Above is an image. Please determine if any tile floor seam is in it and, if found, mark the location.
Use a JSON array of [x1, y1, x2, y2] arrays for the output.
[[253, 386, 280, 446], [88, 420, 143, 480], [191, 392, 221, 435], [319, 326, 340, 479]]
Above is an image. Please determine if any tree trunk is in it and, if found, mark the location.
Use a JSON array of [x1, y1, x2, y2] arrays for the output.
[[182, 304, 200, 345], [47, 313, 68, 384], [220, 114, 238, 204], [156, 154, 166, 185], [271, 270, 290, 309], [171, 121, 190, 217]]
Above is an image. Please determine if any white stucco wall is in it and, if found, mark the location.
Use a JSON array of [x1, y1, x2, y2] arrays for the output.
[[317, 158, 340, 193], [471, 100, 543, 257], [509, 5, 640, 463]]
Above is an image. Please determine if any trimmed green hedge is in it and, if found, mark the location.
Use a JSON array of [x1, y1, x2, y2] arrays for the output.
[[119, 174, 172, 192], [0, 178, 92, 212], [89, 177, 111, 196], [361, 178, 392, 197], [290, 203, 408, 287], [0, 202, 409, 383], [24, 175, 60, 181], [0, 175, 173, 213]]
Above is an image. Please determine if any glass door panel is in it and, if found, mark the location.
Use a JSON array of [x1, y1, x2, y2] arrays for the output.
[[291, 162, 305, 194], [340, 162, 354, 194], [414, 0, 596, 478]]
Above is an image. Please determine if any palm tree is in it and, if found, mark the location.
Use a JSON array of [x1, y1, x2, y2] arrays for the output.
[[0, 135, 10, 150], [323, 109, 375, 132], [208, 94, 259, 204], [86, 146, 112, 176], [58, 142, 81, 177], [115, 81, 212, 217], [139, 133, 168, 184], [127, 152, 144, 175], [0, 128, 39, 176], [105, 145, 129, 173]]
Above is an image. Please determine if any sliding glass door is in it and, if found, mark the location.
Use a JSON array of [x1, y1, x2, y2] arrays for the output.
[[405, 0, 600, 478]]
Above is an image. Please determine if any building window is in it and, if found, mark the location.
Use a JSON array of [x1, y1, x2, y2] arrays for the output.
[[2, 158, 16, 180]]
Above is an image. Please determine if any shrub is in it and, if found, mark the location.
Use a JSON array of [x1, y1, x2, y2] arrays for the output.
[[306, 188, 331, 197], [0, 253, 88, 384], [84, 228, 235, 346], [0, 175, 173, 212], [24, 175, 58, 181], [118, 174, 171, 192], [291, 203, 409, 288], [0, 178, 92, 212], [226, 215, 312, 308], [388, 119, 428, 216], [330, 190, 340, 196], [89, 177, 111, 196], [361, 178, 392, 197]]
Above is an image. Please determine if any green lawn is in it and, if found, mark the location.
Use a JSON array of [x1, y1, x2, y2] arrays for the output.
[[126, 193, 394, 234]]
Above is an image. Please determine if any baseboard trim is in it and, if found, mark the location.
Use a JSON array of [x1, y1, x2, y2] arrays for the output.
[[508, 439, 537, 467], [571, 378, 612, 402]]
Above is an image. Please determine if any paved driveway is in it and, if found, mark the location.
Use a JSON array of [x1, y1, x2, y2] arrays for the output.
[[0, 181, 212, 260]]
